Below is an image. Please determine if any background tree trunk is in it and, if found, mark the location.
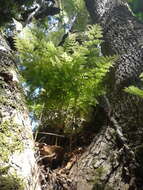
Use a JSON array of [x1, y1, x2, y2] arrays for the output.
[[70, 1, 143, 189], [0, 33, 41, 190]]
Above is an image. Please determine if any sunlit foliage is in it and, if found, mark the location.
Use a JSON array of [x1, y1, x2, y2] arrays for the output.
[[125, 73, 143, 98], [60, 0, 89, 31], [15, 24, 114, 133]]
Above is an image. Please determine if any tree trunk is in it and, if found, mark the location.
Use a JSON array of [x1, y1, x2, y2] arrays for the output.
[[70, 1, 143, 189], [0, 33, 41, 190]]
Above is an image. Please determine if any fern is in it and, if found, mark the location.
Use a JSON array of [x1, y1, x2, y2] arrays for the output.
[[125, 72, 143, 98], [15, 24, 114, 133], [124, 72, 143, 98], [125, 86, 143, 98]]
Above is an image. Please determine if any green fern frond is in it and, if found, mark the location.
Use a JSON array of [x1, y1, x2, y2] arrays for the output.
[[125, 86, 143, 98], [15, 24, 114, 132]]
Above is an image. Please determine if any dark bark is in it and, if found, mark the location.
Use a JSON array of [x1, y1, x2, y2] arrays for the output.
[[70, 1, 143, 189]]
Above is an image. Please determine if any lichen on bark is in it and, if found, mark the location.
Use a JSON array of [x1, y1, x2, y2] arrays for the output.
[[0, 121, 24, 162], [0, 170, 25, 190], [0, 32, 41, 190]]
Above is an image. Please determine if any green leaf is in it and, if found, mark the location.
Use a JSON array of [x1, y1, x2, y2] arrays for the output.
[[125, 86, 143, 98]]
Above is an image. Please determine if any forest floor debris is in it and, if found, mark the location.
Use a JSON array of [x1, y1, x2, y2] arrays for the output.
[[35, 143, 85, 190]]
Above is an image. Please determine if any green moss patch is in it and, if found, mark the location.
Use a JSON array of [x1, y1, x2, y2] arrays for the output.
[[0, 121, 24, 162], [0, 171, 24, 190]]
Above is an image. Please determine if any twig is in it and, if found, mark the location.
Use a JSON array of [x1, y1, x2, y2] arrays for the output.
[[34, 102, 45, 141], [38, 132, 65, 138], [36, 153, 56, 162]]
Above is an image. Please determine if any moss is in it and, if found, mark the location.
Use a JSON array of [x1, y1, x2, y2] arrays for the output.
[[0, 121, 25, 189], [0, 121, 24, 162], [0, 165, 10, 175], [0, 165, 25, 190], [90, 167, 113, 190], [0, 96, 7, 104], [0, 172, 24, 190], [92, 184, 114, 190], [87, 167, 104, 188]]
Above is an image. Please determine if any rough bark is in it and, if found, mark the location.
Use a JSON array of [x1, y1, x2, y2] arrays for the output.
[[70, 1, 143, 189], [0, 33, 41, 190]]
